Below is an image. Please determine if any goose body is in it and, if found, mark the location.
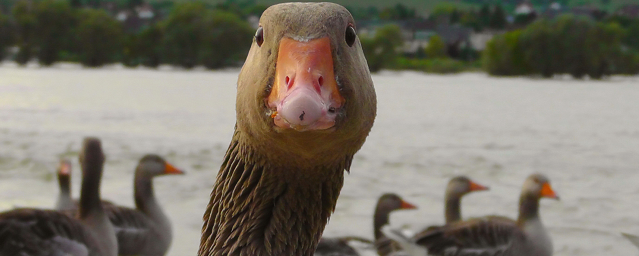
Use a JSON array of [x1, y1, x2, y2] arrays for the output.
[[56, 155, 183, 256], [384, 174, 559, 256], [199, 3, 376, 256], [104, 155, 183, 256], [0, 138, 117, 256]]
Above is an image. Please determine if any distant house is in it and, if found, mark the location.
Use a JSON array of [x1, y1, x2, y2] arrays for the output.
[[470, 30, 502, 51], [115, 4, 158, 32], [542, 2, 565, 19], [136, 4, 155, 20], [515, 1, 535, 15], [616, 4, 639, 18]]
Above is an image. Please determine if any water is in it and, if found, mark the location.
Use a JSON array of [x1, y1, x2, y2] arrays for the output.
[[0, 62, 638, 255]]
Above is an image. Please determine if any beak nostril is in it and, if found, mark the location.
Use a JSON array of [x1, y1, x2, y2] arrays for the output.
[[285, 76, 291, 89], [318, 76, 324, 87]]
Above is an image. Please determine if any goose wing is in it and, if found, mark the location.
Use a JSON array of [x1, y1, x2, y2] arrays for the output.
[[0, 208, 95, 256], [414, 216, 524, 256]]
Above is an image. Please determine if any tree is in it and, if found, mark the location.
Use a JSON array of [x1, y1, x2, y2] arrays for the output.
[[450, 9, 461, 24], [76, 9, 123, 67], [0, 13, 15, 61], [479, 4, 491, 27], [161, 2, 206, 68], [199, 10, 253, 69], [482, 30, 530, 76], [137, 24, 163, 68], [128, 0, 143, 9], [360, 24, 403, 72], [425, 35, 447, 59], [34, 0, 75, 66], [625, 21, 639, 51], [70, 0, 82, 8], [12, 0, 36, 65], [489, 4, 507, 29]]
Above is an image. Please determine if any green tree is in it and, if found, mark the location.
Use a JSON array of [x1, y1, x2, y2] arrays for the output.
[[121, 33, 140, 67], [360, 24, 404, 72], [128, 0, 143, 9], [520, 19, 557, 77], [482, 30, 530, 76], [137, 24, 163, 68], [12, 0, 36, 65], [161, 2, 205, 68], [479, 4, 491, 27], [76, 9, 123, 67], [625, 21, 639, 51], [70, 0, 82, 8], [450, 9, 461, 24], [199, 10, 253, 69], [34, 0, 75, 66], [0, 13, 15, 61], [489, 4, 507, 29], [425, 35, 447, 59]]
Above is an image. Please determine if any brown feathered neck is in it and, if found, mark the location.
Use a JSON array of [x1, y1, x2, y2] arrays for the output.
[[199, 130, 353, 256]]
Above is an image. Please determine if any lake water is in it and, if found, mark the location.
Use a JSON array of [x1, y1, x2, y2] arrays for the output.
[[1, 62, 638, 255]]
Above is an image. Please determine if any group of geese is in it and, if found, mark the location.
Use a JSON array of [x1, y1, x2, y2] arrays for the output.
[[316, 174, 559, 256], [0, 138, 184, 256], [0, 2, 636, 256]]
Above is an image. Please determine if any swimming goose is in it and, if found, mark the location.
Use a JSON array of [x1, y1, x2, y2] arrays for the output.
[[441, 176, 489, 224], [383, 173, 559, 256], [56, 155, 183, 256], [198, 3, 376, 256], [0, 137, 117, 256], [105, 154, 183, 256], [315, 194, 417, 256], [372, 194, 417, 256], [377, 177, 487, 256], [55, 159, 75, 212]]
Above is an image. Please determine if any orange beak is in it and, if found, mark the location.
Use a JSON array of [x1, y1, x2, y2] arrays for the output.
[[164, 163, 185, 175], [400, 200, 418, 210], [469, 181, 489, 192], [267, 36, 344, 131], [540, 182, 559, 200]]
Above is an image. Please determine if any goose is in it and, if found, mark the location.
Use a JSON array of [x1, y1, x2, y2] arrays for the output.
[[377, 177, 487, 256], [104, 154, 183, 256], [383, 173, 559, 256], [440, 176, 489, 224], [315, 194, 417, 256], [55, 155, 184, 256], [0, 137, 117, 256], [55, 159, 75, 212], [198, 2, 376, 256]]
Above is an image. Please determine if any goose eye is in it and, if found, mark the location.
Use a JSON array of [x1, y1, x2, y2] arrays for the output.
[[255, 27, 264, 47], [345, 25, 356, 47]]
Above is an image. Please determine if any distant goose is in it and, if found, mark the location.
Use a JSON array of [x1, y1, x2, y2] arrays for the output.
[[198, 2, 376, 256], [57, 155, 184, 256], [315, 194, 417, 256], [383, 173, 559, 256], [377, 177, 488, 256], [0, 137, 118, 256], [440, 176, 489, 224], [55, 158, 75, 212]]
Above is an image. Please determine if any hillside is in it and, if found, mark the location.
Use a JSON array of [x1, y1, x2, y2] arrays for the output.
[[145, 0, 638, 15]]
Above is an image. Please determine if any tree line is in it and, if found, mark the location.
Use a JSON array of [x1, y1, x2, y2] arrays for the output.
[[483, 14, 639, 78], [0, 0, 254, 69]]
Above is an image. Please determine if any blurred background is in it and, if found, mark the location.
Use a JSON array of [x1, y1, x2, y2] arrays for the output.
[[1, 0, 639, 256]]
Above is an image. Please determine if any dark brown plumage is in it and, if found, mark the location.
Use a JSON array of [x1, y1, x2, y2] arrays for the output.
[[57, 155, 183, 256], [408, 174, 559, 256], [0, 137, 117, 256], [199, 3, 376, 256]]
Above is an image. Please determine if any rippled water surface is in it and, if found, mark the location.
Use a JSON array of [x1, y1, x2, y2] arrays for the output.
[[1, 63, 638, 255]]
